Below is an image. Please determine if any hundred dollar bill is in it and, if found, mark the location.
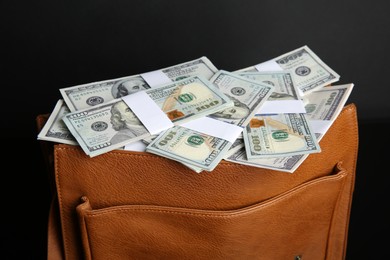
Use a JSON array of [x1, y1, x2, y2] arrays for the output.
[[60, 56, 219, 112], [146, 70, 274, 172], [63, 75, 234, 157], [36, 99, 144, 152], [236, 70, 305, 115], [238, 45, 340, 96], [223, 137, 246, 158], [225, 71, 305, 156], [243, 113, 321, 159], [303, 83, 354, 137], [136, 135, 204, 173], [37, 99, 77, 145], [225, 141, 307, 173], [226, 83, 354, 172], [237, 71, 300, 101]]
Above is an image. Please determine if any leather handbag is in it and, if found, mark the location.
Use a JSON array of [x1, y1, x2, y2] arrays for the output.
[[36, 103, 359, 260]]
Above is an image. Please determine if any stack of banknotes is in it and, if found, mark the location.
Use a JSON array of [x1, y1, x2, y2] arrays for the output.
[[38, 45, 354, 173]]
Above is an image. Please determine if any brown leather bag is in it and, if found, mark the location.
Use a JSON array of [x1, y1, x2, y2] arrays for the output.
[[36, 103, 359, 260]]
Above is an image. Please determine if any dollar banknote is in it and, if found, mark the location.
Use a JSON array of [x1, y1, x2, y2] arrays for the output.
[[63, 75, 234, 157], [236, 70, 305, 113], [36, 98, 139, 152], [60, 56, 219, 111], [146, 70, 274, 172], [37, 99, 78, 145], [138, 135, 204, 173], [225, 141, 307, 173], [222, 71, 303, 158], [238, 45, 340, 96], [226, 83, 354, 172], [303, 83, 354, 124], [243, 113, 321, 159], [237, 71, 300, 102]]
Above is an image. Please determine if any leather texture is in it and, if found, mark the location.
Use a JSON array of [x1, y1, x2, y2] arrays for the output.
[[36, 103, 359, 260]]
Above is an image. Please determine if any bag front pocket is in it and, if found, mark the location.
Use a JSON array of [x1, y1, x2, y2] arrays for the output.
[[77, 162, 347, 260]]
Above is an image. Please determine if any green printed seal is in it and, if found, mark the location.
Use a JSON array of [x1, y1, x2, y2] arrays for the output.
[[187, 135, 204, 146], [272, 130, 288, 140], [178, 93, 194, 102]]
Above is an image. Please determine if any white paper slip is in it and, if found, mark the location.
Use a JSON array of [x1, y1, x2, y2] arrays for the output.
[[122, 91, 174, 135], [258, 100, 306, 114], [255, 60, 284, 72], [180, 117, 243, 143], [141, 70, 172, 87]]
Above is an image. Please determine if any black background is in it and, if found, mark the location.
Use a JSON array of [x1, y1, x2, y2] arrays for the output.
[[1, 0, 389, 259]]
